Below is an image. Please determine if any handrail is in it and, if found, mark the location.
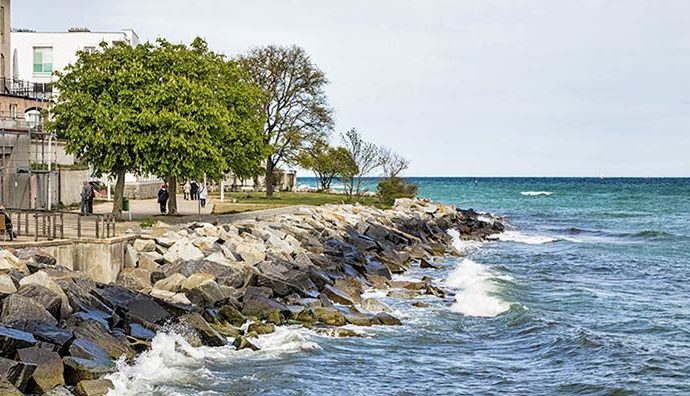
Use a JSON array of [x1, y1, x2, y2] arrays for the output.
[[4, 209, 118, 241]]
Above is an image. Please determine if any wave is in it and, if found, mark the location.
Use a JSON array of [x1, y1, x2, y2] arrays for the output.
[[496, 231, 559, 245], [521, 191, 553, 196], [445, 259, 511, 318], [447, 229, 483, 252], [106, 327, 318, 395]]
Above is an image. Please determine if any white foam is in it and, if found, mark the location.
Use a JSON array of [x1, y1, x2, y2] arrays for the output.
[[497, 231, 559, 245], [106, 327, 319, 395], [520, 191, 553, 196], [445, 259, 510, 318], [447, 229, 483, 253]]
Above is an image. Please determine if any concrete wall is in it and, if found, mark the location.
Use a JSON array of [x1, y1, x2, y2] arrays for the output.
[[4, 235, 137, 284], [123, 180, 160, 199], [59, 168, 89, 206]]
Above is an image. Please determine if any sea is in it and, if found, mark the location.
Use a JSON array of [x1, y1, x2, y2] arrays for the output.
[[108, 177, 690, 395]]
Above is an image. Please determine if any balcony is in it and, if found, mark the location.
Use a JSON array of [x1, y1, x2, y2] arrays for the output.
[[1, 77, 54, 101]]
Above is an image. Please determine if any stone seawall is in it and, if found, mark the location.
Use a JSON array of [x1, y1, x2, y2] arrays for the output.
[[0, 198, 503, 394]]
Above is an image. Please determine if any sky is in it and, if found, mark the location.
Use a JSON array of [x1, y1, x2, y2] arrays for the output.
[[12, 0, 690, 176]]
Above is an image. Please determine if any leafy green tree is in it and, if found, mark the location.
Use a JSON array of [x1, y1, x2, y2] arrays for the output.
[[51, 42, 155, 215], [376, 148, 417, 205], [238, 45, 333, 198], [51, 38, 267, 216], [298, 139, 358, 191], [140, 38, 267, 214]]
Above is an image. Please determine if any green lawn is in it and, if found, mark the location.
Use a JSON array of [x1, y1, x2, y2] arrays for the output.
[[211, 191, 387, 214]]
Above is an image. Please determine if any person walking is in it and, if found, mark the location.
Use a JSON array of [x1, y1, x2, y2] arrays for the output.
[[183, 181, 191, 200], [81, 181, 94, 215], [0, 206, 15, 241], [198, 183, 208, 208], [157, 184, 169, 214], [190, 181, 199, 200]]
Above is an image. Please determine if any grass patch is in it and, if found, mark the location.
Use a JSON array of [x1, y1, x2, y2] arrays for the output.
[[211, 192, 387, 214], [139, 217, 156, 228]]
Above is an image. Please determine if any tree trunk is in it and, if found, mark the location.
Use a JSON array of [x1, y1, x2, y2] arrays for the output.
[[356, 174, 363, 196], [265, 158, 275, 198], [111, 170, 126, 218], [168, 176, 178, 215]]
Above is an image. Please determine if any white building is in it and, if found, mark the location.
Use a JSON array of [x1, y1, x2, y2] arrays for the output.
[[10, 28, 139, 84]]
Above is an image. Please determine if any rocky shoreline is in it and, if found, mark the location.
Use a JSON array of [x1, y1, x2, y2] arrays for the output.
[[0, 198, 503, 395]]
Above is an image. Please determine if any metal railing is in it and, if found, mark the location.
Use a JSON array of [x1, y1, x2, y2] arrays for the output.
[[7, 209, 118, 241], [1, 78, 54, 101]]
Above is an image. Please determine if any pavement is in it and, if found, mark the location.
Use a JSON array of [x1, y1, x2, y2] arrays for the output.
[[92, 194, 214, 219]]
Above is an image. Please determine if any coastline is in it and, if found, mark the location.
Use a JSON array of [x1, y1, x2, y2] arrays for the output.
[[0, 198, 504, 395]]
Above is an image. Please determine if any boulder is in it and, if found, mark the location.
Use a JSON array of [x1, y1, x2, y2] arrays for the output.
[[62, 357, 115, 385], [67, 338, 112, 366], [178, 313, 226, 347], [0, 294, 58, 327], [419, 258, 439, 269], [312, 307, 346, 326], [116, 268, 152, 291], [386, 289, 419, 299], [372, 312, 402, 326], [0, 275, 16, 295], [192, 237, 218, 253], [247, 322, 275, 335], [321, 285, 355, 306], [234, 244, 265, 266], [153, 274, 187, 292], [74, 379, 114, 396], [232, 336, 259, 351], [0, 380, 22, 396], [412, 301, 430, 308], [344, 313, 373, 327], [217, 305, 246, 327], [364, 259, 392, 279], [15, 284, 62, 321], [185, 280, 234, 308], [18, 271, 72, 319], [205, 252, 234, 267], [181, 273, 215, 291], [8, 321, 73, 350], [67, 319, 134, 360], [137, 253, 162, 271], [162, 241, 204, 263], [133, 239, 157, 253], [0, 251, 27, 273], [123, 245, 139, 268], [333, 279, 363, 304], [361, 298, 392, 313], [241, 294, 290, 318], [0, 356, 36, 393], [44, 386, 74, 396], [160, 260, 236, 278], [16, 347, 65, 393]]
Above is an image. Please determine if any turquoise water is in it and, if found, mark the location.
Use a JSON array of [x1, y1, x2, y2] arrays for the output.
[[112, 178, 690, 395]]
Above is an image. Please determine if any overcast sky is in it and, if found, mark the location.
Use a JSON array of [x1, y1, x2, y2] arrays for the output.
[[13, 0, 690, 176]]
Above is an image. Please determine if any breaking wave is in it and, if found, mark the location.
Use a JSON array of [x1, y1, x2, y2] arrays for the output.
[[497, 231, 559, 245], [106, 327, 319, 395], [521, 191, 553, 196], [446, 230, 511, 318]]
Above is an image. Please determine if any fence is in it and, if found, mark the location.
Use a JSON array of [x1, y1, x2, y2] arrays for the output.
[[7, 209, 118, 241]]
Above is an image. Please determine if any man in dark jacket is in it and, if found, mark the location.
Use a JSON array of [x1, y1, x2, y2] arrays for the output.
[[190, 181, 199, 200], [157, 184, 169, 214]]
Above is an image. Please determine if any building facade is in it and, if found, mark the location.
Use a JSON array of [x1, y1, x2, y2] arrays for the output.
[[11, 28, 139, 84]]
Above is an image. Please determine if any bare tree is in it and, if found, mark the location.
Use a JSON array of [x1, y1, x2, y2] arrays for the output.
[[379, 147, 411, 178], [341, 128, 381, 195], [238, 45, 334, 197]]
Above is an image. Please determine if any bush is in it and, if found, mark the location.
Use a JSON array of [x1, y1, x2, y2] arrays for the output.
[[377, 177, 418, 206]]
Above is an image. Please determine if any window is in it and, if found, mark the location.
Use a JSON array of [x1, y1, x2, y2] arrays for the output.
[[84, 46, 96, 54], [9, 104, 17, 119], [33, 47, 53, 74]]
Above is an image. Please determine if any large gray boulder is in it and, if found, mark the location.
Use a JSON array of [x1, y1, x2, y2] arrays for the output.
[[62, 357, 115, 385], [15, 284, 63, 321], [0, 294, 58, 327], [0, 356, 36, 393], [74, 378, 114, 396], [16, 347, 65, 394]]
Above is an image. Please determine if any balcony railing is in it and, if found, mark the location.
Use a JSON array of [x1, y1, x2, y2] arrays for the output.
[[1, 78, 54, 101]]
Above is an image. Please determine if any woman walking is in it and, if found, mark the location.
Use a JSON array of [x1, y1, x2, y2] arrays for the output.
[[198, 183, 208, 208], [157, 184, 169, 214]]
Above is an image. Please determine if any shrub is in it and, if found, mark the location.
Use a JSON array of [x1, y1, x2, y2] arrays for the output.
[[377, 177, 418, 206]]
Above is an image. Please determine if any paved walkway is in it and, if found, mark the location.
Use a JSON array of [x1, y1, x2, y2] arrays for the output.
[[92, 194, 214, 219]]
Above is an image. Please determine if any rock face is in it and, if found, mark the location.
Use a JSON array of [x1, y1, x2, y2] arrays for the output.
[[0, 198, 502, 387]]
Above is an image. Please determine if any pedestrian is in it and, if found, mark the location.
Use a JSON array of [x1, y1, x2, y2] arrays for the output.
[[183, 181, 191, 200], [87, 182, 95, 214], [81, 181, 94, 215], [190, 181, 199, 200], [199, 183, 208, 208], [0, 205, 15, 241], [157, 184, 169, 214]]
